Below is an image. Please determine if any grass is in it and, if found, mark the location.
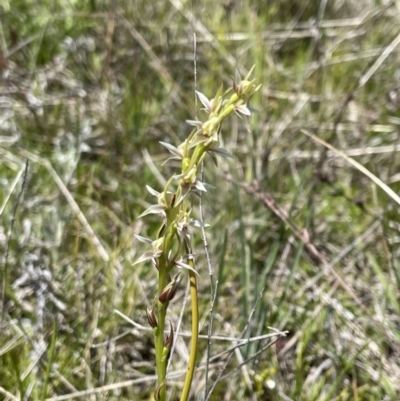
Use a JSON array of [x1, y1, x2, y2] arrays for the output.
[[1, 0, 400, 400]]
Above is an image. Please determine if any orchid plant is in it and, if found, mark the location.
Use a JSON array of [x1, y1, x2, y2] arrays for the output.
[[135, 68, 260, 401]]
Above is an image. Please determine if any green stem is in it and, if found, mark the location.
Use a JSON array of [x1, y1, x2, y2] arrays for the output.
[[154, 256, 169, 401], [179, 256, 199, 401]]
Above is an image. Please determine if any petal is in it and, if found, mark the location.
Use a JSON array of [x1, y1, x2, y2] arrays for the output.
[[202, 182, 215, 190], [175, 183, 190, 206], [247, 105, 259, 114], [161, 156, 182, 166], [190, 219, 210, 228], [138, 204, 166, 218], [152, 237, 165, 250], [234, 69, 241, 85], [208, 152, 218, 166], [194, 180, 207, 192], [146, 185, 160, 197], [173, 172, 184, 180], [186, 119, 203, 129], [244, 65, 256, 81], [174, 260, 200, 276], [133, 249, 162, 265], [211, 85, 224, 112], [134, 234, 152, 244], [196, 91, 212, 112], [176, 224, 191, 243], [189, 134, 209, 148], [235, 104, 251, 116], [207, 146, 234, 159], [159, 142, 183, 159]]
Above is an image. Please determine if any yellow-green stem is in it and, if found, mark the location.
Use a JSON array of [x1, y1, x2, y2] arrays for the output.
[[179, 257, 199, 401]]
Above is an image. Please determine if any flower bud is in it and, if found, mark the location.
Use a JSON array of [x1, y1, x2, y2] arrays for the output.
[[146, 307, 158, 328], [158, 274, 181, 303], [164, 322, 174, 349], [233, 79, 243, 95]]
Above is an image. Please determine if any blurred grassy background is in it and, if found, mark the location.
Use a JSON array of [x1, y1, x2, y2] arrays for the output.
[[1, 0, 400, 400]]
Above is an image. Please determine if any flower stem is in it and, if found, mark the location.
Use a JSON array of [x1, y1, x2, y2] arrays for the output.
[[154, 257, 169, 401], [179, 254, 199, 401]]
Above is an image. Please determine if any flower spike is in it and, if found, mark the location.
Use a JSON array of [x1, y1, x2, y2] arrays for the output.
[[133, 71, 260, 400]]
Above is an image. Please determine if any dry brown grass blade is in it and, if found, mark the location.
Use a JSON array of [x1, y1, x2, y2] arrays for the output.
[[358, 30, 400, 89], [301, 129, 400, 206]]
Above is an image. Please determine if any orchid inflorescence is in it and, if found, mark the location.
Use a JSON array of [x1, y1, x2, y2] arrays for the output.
[[134, 68, 260, 401]]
